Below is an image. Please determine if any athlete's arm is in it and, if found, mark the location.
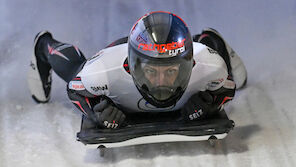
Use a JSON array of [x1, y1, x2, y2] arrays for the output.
[[203, 47, 236, 110], [208, 76, 236, 109], [67, 76, 102, 123], [67, 76, 126, 128], [181, 76, 235, 121], [181, 48, 235, 121]]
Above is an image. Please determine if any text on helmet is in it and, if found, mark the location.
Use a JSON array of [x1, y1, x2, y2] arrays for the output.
[[138, 39, 186, 56]]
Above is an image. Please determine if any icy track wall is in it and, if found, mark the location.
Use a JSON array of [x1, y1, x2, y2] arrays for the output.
[[0, 0, 295, 103], [0, 0, 296, 167]]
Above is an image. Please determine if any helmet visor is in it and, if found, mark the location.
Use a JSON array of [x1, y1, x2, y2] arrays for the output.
[[129, 46, 192, 101]]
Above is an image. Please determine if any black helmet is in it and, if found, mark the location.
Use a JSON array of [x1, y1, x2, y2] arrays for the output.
[[128, 11, 193, 108]]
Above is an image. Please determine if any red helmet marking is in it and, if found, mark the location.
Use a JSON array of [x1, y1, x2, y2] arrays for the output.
[[149, 11, 171, 15], [172, 13, 187, 27], [138, 39, 186, 53]]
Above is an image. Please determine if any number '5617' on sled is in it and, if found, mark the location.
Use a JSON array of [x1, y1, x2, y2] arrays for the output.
[[76, 110, 235, 157]]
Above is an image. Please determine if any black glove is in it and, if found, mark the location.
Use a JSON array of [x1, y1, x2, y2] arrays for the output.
[[93, 99, 126, 129], [181, 91, 219, 121]]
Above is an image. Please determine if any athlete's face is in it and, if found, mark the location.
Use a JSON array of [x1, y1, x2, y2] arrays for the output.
[[143, 64, 180, 87]]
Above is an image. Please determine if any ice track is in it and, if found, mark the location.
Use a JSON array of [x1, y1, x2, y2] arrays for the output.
[[0, 0, 296, 166]]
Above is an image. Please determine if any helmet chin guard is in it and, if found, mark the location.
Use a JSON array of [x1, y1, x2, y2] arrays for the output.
[[141, 84, 183, 108]]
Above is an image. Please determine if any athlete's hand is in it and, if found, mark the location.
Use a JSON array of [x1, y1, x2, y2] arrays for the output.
[[181, 91, 218, 121], [93, 99, 126, 129]]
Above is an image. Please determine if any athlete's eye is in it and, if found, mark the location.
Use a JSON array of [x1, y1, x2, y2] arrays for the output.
[[166, 69, 178, 76], [144, 68, 156, 76]]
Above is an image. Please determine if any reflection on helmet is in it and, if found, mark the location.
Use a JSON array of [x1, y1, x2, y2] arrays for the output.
[[128, 11, 193, 108]]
